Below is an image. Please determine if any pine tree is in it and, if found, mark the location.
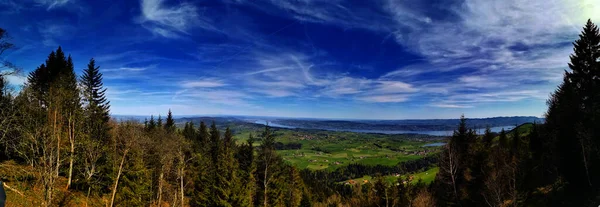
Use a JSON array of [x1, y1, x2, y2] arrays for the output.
[[165, 109, 175, 133], [80, 58, 110, 140], [183, 121, 197, 140], [237, 134, 256, 206], [205, 122, 240, 206], [157, 115, 163, 129], [499, 129, 508, 149], [546, 19, 600, 190], [78, 58, 112, 192], [510, 125, 520, 158], [482, 126, 494, 148], [196, 121, 209, 152], [148, 115, 156, 131]]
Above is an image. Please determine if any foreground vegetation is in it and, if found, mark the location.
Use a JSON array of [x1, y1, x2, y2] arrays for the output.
[[1, 19, 600, 206]]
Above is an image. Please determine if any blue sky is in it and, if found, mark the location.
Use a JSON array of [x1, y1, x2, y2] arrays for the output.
[[1, 0, 599, 119]]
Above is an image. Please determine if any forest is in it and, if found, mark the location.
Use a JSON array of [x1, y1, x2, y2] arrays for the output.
[[0, 20, 600, 206]]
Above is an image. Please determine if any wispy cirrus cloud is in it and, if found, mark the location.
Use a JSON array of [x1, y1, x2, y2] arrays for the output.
[[5, 0, 596, 118], [430, 104, 474, 109], [180, 78, 227, 88], [103, 65, 156, 72], [137, 0, 213, 38], [34, 0, 73, 10], [37, 22, 76, 47], [357, 94, 409, 103]]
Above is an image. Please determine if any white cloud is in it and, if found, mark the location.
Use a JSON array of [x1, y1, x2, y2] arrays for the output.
[[357, 94, 409, 103], [370, 81, 417, 94], [3, 74, 26, 86], [35, 0, 73, 10], [138, 0, 213, 38], [38, 23, 76, 47], [174, 89, 255, 107], [180, 78, 227, 88], [430, 104, 474, 109], [250, 88, 296, 97], [103, 65, 154, 72]]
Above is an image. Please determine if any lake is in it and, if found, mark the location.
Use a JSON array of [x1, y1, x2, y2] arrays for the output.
[[423, 142, 446, 147], [252, 120, 514, 136]]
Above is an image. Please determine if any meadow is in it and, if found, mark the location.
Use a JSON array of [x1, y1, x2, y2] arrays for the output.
[[234, 127, 444, 171]]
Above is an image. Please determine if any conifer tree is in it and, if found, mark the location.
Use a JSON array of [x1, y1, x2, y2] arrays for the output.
[[183, 121, 197, 140], [482, 126, 494, 148], [546, 19, 600, 189], [80, 58, 110, 140], [78, 58, 111, 192], [197, 121, 209, 151], [157, 115, 163, 129], [237, 134, 256, 206], [165, 109, 175, 133], [148, 115, 156, 131], [499, 129, 508, 149]]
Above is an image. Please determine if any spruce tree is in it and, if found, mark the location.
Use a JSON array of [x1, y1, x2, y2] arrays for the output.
[[183, 121, 197, 140], [236, 134, 256, 206], [148, 115, 156, 131], [498, 129, 508, 149], [78, 58, 112, 192], [165, 109, 175, 133], [80, 58, 110, 141], [157, 115, 163, 128], [197, 121, 209, 152], [482, 126, 494, 148], [546, 19, 600, 190]]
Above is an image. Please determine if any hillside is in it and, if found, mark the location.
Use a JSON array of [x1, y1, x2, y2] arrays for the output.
[[262, 116, 544, 131]]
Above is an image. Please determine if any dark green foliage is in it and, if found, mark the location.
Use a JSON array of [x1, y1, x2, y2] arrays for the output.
[[80, 58, 110, 140], [196, 121, 209, 151], [236, 134, 256, 206], [116, 149, 153, 207], [543, 19, 600, 205], [482, 126, 493, 148], [157, 115, 163, 128], [182, 121, 197, 140], [26, 47, 79, 109], [147, 115, 156, 131], [165, 109, 175, 133], [499, 129, 508, 149]]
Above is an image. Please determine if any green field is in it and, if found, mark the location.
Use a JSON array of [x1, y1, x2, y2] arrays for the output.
[[342, 167, 440, 185], [234, 127, 443, 170]]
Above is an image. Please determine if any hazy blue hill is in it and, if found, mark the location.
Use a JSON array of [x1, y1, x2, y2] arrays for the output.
[[269, 116, 544, 131]]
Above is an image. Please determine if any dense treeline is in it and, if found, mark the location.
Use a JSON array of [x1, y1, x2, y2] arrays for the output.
[[1, 20, 600, 206], [274, 142, 302, 150]]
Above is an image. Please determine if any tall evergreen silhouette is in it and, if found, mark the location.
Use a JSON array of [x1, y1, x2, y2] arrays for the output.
[[546, 19, 600, 190], [165, 109, 175, 133], [80, 58, 110, 141]]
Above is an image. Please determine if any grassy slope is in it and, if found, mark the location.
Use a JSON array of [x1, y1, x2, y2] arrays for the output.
[[0, 161, 106, 207], [238, 128, 442, 171], [342, 167, 440, 185]]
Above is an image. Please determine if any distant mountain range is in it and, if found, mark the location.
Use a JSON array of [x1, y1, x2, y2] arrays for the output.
[[111, 115, 544, 132], [264, 116, 545, 131]]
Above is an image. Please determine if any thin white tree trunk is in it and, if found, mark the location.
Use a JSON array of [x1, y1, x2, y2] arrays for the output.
[[110, 149, 128, 207], [54, 110, 61, 177], [158, 167, 164, 206], [66, 113, 75, 189], [180, 167, 185, 207], [263, 156, 269, 207]]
